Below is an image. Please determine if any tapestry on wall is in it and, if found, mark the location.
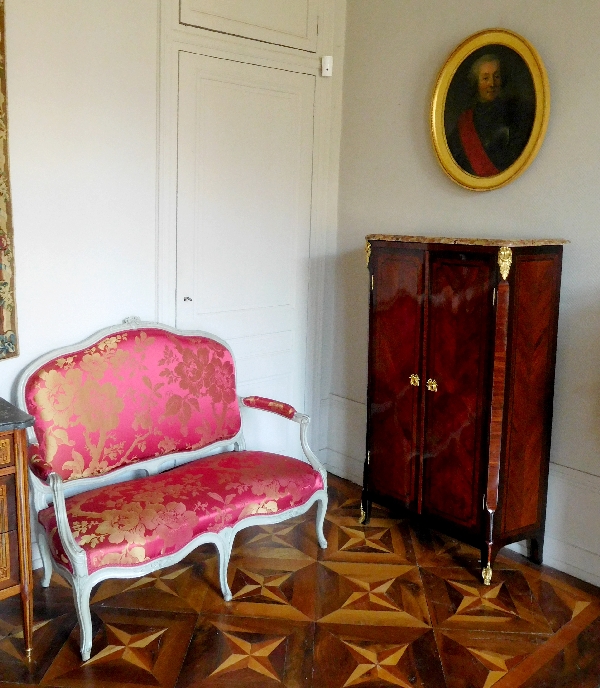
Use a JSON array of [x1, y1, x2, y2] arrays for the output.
[[0, 0, 18, 359]]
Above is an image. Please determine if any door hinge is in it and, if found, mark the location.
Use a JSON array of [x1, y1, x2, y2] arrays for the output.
[[492, 288, 496, 306], [371, 275, 374, 291]]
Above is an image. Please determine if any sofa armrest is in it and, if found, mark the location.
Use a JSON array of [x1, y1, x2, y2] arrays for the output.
[[48, 473, 88, 578], [29, 445, 54, 482], [240, 395, 327, 487], [240, 395, 297, 420]]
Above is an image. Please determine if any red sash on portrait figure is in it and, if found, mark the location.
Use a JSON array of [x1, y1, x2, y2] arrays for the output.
[[457, 109, 500, 177]]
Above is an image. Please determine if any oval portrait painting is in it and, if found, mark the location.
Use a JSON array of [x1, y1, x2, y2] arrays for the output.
[[431, 30, 550, 191]]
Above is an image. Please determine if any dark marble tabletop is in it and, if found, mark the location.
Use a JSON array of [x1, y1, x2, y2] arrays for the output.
[[0, 397, 34, 431]]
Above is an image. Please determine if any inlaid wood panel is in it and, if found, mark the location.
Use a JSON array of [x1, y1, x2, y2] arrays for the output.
[[422, 252, 495, 529], [314, 624, 446, 688], [0, 530, 19, 592], [421, 566, 553, 634], [0, 475, 16, 533], [178, 615, 314, 687], [485, 281, 510, 516], [501, 251, 562, 536], [368, 248, 424, 507], [435, 629, 548, 688], [42, 608, 196, 688], [0, 433, 12, 467], [0, 454, 19, 598]]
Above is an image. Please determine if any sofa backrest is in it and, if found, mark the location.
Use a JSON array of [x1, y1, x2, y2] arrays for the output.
[[24, 327, 242, 481]]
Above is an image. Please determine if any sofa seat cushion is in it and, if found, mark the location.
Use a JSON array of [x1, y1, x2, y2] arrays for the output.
[[38, 451, 323, 574]]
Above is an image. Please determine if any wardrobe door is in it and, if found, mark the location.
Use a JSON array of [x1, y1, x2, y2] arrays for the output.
[[180, 0, 319, 53], [422, 250, 496, 530], [367, 246, 425, 508]]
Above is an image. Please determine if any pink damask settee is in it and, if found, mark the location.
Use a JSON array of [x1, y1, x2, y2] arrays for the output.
[[16, 318, 328, 661]]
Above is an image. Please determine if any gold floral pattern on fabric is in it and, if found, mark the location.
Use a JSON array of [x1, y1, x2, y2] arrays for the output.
[[37, 451, 323, 574], [25, 329, 242, 481]]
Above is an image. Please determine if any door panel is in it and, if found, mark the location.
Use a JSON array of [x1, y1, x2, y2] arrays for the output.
[[368, 248, 425, 507], [180, 0, 319, 52], [176, 52, 315, 458], [422, 252, 495, 529]]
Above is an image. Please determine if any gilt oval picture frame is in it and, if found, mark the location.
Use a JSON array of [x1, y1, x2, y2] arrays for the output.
[[431, 29, 550, 191]]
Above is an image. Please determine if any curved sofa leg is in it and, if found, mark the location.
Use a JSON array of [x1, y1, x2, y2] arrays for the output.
[[316, 494, 328, 549], [72, 579, 94, 662], [37, 527, 54, 588], [216, 530, 234, 602]]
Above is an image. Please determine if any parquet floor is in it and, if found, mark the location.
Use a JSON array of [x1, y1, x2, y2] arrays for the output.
[[1, 474, 600, 687]]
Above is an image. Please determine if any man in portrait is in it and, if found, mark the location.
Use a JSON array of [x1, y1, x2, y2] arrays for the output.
[[447, 53, 534, 176]]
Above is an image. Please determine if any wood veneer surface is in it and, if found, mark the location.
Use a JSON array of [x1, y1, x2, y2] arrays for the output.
[[368, 248, 424, 506], [501, 252, 562, 537], [0, 474, 597, 688], [422, 252, 495, 530]]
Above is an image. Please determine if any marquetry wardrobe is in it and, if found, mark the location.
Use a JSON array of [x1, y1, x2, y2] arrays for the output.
[[361, 236, 566, 584]]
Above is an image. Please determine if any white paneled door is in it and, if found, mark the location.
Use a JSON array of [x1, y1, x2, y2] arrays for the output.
[[179, 0, 319, 52], [176, 52, 316, 459]]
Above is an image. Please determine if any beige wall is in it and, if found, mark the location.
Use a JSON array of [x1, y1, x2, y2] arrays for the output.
[[330, 0, 600, 583], [1, 0, 159, 400]]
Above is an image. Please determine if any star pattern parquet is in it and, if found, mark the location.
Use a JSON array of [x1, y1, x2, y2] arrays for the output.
[[0, 474, 599, 687]]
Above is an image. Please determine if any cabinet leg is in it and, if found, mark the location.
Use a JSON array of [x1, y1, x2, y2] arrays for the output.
[[481, 509, 497, 586], [14, 428, 34, 657], [527, 533, 545, 565], [19, 585, 33, 657], [480, 539, 502, 586]]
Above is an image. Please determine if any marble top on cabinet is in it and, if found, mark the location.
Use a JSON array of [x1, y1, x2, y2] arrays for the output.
[[0, 397, 34, 431], [366, 235, 569, 247]]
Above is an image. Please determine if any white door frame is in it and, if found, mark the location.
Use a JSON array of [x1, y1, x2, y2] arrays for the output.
[[156, 0, 346, 453]]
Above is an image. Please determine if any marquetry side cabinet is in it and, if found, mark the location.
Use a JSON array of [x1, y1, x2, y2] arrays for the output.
[[361, 235, 567, 585], [0, 397, 34, 655]]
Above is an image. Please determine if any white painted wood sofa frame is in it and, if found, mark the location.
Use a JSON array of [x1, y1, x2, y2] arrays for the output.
[[15, 318, 328, 661]]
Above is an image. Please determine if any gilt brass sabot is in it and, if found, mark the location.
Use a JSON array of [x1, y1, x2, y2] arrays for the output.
[[359, 504, 367, 525], [498, 246, 513, 281]]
